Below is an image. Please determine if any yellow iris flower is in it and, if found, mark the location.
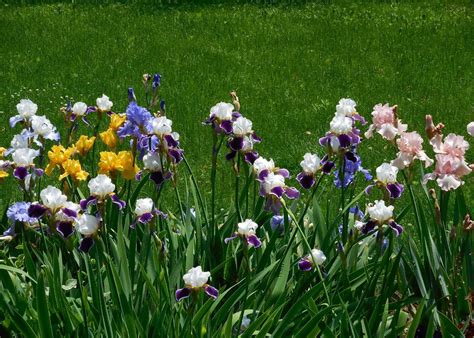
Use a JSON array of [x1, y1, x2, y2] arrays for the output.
[[75, 135, 96, 156], [98, 151, 123, 175], [98, 151, 139, 180], [45, 145, 76, 176], [59, 159, 89, 181], [110, 114, 126, 131], [118, 151, 140, 180], [100, 128, 118, 149]]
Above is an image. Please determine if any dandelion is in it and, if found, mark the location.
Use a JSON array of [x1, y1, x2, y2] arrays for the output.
[[176, 266, 219, 302], [224, 219, 262, 248], [298, 249, 326, 271]]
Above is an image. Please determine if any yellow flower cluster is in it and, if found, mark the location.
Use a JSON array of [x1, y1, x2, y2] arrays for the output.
[[98, 151, 139, 180], [100, 114, 126, 149], [45, 135, 95, 181], [0, 147, 8, 181]]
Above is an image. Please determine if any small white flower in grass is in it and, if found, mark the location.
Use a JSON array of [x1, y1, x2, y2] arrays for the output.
[[143, 152, 162, 172], [210, 102, 233, 121], [151, 116, 173, 136], [375, 163, 398, 184], [253, 156, 275, 175], [134, 198, 154, 217], [329, 115, 353, 135], [468, 122, 474, 137], [40, 186, 67, 211], [12, 148, 39, 167], [183, 266, 211, 288], [16, 99, 37, 119], [88, 174, 115, 198], [309, 249, 327, 265], [96, 94, 113, 112], [237, 219, 258, 235], [300, 153, 321, 174], [76, 214, 100, 236], [72, 102, 88, 116], [335, 98, 357, 117], [367, 200, 394, 224], [232, 117, 253, 136]]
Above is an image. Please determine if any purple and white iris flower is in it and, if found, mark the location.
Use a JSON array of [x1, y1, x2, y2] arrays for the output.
[[259, 171, 300, 214], [335, 98, 366, 124], [176, 266, 219, 302], [76, 213, 100, 252], [297, 153, 323, 189], [80, 174, 126, 211], [226, 116, 261, 164], [66, 101, 95, 124], [205, 102, 239, 134], [150, 116, 184, 164], [55, 201, 81, 238], [366, 163, 404, 199], [132, 198, 166, 228], [10, 147, 41, 181], [10, 99, 38, 128], [96, 94, 113, 113], [298, 248, 327, 271], [360, 200, 403, 236], [224, 219, 262, 248], [138, 151, 172, 188], [30, 115, 60, 142]]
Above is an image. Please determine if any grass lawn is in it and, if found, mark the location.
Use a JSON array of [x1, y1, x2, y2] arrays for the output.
[[0, 1, 472, 204]]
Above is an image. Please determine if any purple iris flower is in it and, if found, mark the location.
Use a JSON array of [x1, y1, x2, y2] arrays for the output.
[[117, 102, 153, 138], [334, 152, 371, 188], [7, 202, 38, 224]]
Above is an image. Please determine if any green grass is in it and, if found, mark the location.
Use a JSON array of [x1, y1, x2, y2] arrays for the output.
[[0, 1, 472, 202]]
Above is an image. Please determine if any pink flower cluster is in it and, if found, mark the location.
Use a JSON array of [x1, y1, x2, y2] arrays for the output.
[[364, 104, 407, 141], [423, 118, 472, 191]]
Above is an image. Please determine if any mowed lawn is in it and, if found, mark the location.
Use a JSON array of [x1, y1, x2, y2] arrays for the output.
[[0, 2, 472, 206]]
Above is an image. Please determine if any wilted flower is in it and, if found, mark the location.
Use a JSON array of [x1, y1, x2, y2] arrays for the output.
[[298, 248, 326, 271], [176, 266, 218, 302], [10, 99, 38, 127], [80, 174, 126, 210], [224, 219, 262, 248], [364, 103, 407, 140], [96, 94, 113, 113], [360, 200, 403, 236], [391, 131, 433, 170]]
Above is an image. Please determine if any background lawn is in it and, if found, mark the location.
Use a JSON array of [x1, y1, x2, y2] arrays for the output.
[[0, 1, 472, 206]]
